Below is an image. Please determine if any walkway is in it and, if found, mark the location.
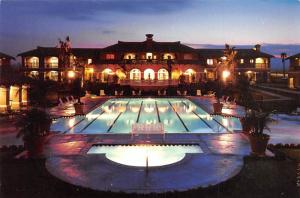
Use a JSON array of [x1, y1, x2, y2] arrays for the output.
[[48, 96, 110, 118], [188, 96, 245, 118]]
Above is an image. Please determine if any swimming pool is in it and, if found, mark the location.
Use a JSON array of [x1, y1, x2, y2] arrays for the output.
[[51, 98, 242, 134]]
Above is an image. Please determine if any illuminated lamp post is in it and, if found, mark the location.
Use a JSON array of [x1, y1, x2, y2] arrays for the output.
[[67, 70, 76, 79], [281, 52, 287, 79]]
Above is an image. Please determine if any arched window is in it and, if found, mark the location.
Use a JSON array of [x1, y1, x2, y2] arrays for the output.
[[158, 68, 169, 80], [144, 69, 155, 80], [184, 69, 196, 82], [49, 57, 58, 68], [26, 57, 39, 68], [101, 68, 113, 82], [130, 69, 141, 80]]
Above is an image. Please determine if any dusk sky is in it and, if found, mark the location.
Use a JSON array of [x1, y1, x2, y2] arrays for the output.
[[1, 0, 300, 63]]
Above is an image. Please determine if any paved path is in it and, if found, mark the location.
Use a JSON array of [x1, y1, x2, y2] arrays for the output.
[[49, 96, 110, 118], [256, 85, 300, 95], [188, 96, 245, 118]]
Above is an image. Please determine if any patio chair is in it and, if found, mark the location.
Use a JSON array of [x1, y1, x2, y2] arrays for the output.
[[115, 90, 118, 96], [183, 90, 187, 96], [132, 90, 136, 96], [70, 95, 77, 103], [196, 89, 202, 96], [158, 90, 161, 96], [58, 98, 64, 106], [120, 91, 124, 96], [138, 90, 142, 96], [99, 89, 105, 96], [162, 90, 167, 96], [177, 90, 182, 96]]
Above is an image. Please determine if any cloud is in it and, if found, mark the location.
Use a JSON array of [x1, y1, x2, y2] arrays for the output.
[[1, 0, 192, 21]]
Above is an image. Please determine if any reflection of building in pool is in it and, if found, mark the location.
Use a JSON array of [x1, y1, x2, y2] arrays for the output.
[[18, 34, 273, 85], [286, 53, 300, 89]]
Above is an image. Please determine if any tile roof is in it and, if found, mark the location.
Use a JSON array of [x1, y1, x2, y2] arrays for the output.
[[17, 47, 100, 57], [287, 53, 300, 60], [101, 41, 196, 53], [0, 52, 15, 60], [196, 48, 273, 58]]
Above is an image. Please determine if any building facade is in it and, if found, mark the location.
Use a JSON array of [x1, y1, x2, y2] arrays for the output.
[[0, 52, 15, 83], [287, 53, 300, 89], [0, 52, 29, 112], [18, 34, 273, 85]]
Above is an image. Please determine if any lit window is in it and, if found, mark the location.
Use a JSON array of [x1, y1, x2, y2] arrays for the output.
[[88, 59, 92, 64], [144, 68, 155, 80], [255, 58, 264, 64], [26, 57, 39, 68], [146, 52, 153, 59], [29, 71, 39, 78], [130, 69, 141, 80], [124, 53, 135, 60], [105, 54, 115, 60], [240, 59, 244, 64], [48, 57, 58, 68], [101, 68, 114, 82], [207, 59, 214, 65], [250, 59, 254, 64], [158, 68, 169, 80], [163, 53, 175, 60]]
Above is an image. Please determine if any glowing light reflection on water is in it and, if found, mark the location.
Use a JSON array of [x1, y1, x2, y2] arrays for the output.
[[87, 145, 203, 167]]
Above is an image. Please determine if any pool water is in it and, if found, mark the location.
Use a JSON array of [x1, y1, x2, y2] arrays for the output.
[[87, 144, 203, 167], [51, 98, 242, 134]]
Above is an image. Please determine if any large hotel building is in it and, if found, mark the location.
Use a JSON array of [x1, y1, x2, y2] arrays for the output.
[[18, 34, 273, 85]]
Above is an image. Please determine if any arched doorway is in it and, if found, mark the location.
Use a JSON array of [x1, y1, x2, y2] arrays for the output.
[[130, 69, 141, 80], [184, 69, 196, 82], [144, 69, 155, 80], [158, 68, 169, 80], [101, 68, 113, 82]]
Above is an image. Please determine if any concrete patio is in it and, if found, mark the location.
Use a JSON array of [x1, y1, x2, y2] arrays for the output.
[[45, 133, 250, 193]]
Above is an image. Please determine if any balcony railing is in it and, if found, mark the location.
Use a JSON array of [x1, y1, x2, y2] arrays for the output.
[[25, 63, 39, 68], [120, 79, 179, 87], [255, 63, 268, 69], [45, 63, 59, 68]]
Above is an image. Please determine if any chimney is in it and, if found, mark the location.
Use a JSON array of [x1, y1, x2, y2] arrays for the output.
[[254, 44, 261, 52], [146, 34, 154, 41]]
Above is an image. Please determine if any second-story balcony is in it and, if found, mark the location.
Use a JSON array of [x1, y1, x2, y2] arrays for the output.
[[45, 63, 59, 68], [255, 63, 268, 69], [25, 62, 39, 68]]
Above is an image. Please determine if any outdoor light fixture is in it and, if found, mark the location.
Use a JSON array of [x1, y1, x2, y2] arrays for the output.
[[67, 70, 75, 78], [222, 70, 230, 81]]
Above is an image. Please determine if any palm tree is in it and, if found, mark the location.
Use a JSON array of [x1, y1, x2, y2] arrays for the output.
[[16, 108, 51, 157], [281, 52, 287, 79]]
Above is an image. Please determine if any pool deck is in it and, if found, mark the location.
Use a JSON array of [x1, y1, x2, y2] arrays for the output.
[[0, 95, 264, 193], [44, 132, 250, 193]]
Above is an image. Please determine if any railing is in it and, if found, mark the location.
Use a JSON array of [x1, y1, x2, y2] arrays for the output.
[[25, 63, 39, 68], [45, 63, 59, 68], [120, 79, 179, 86], [255, 63, 268, 69]]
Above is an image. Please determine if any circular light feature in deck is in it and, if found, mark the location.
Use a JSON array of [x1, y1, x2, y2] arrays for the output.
[[87, 144, 203, 167]]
